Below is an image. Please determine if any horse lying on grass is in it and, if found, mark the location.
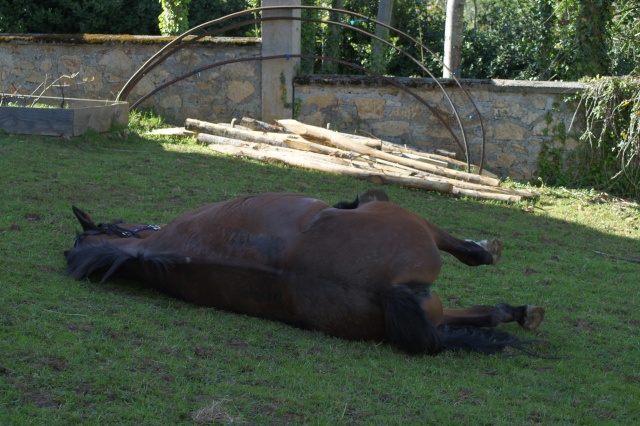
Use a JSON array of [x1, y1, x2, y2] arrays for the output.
[[65, 190, 545, 355]]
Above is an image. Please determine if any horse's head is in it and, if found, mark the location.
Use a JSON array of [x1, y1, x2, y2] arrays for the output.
[[69, 206, 161, 248]]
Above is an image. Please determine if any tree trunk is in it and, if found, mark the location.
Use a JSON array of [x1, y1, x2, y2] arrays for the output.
[[324, 0, 344, 74], [573, 0, 612, 77], [443, 0, 465, 78], [371, 0, 395, 73]]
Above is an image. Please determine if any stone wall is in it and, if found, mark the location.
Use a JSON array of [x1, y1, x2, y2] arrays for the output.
[[0, 34, 262, 125], [294, 76, 588, 180]]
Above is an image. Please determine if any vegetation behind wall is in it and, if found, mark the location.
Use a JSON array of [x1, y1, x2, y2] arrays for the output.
[[2, 1, 637, 80], [538, 76, 640, 199], [0, 0, 253, 37]]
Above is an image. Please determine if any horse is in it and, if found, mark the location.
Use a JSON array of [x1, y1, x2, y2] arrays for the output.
[[65, 191, 545, 355]]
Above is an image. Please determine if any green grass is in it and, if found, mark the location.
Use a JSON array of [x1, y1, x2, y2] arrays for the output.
[[1, 115, 639, 424]]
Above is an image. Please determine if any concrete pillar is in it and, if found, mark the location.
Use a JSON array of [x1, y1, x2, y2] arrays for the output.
[[261, 0, 301, 123]]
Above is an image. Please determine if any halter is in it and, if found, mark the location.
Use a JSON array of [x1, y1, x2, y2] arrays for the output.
[[75, 221, 161, 246]]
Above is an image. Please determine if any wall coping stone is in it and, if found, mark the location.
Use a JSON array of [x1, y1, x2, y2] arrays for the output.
[[0, 33, 260, 47], [294, 75, 589, 94]]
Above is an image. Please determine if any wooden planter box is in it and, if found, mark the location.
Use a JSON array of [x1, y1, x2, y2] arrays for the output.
[[0, 95, 128, 137]]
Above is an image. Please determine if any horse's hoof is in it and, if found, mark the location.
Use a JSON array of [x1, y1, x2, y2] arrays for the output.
[[480, 239, 504, 264], [520, 305, 545, 331]]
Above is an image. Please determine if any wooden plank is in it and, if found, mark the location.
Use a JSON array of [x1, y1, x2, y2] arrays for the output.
[[73, 103, 128, 135], [0, 106, 74, 136]]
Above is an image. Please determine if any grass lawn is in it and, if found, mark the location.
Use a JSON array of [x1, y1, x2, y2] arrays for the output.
[[1, 114, 639, 424]]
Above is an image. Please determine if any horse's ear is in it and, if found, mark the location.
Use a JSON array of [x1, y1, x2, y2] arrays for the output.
[[72, 206, 98, 231]]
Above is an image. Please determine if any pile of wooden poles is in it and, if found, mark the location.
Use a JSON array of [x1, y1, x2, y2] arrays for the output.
[[183, 117, 536, 203]]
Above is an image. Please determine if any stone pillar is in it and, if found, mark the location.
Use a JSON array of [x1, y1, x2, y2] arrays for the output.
[[261, 0, 301, 123]]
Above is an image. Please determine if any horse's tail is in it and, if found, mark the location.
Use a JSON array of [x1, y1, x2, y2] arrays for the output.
[[65, 243, 174, 282], [381, 286, 443, 354], [382, 285, 537, 356], [437, 326, 532, 355]]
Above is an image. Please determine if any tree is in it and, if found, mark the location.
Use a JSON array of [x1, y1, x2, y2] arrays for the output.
[[568, 0, 613, 77], [158, 0, 192, 36], [442, 0, 465, 78], [371, 0, 395, 73]]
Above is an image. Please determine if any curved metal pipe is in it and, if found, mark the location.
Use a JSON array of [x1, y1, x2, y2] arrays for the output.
[[118, 6, 485, 172], [130, 53, 460, 147]]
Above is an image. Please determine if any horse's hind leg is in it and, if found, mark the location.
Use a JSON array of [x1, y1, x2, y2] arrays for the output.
[[425, 221, 503, 266], [440, 303, 545, 331]]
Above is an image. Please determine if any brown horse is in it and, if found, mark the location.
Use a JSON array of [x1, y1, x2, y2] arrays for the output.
[[65, 191, 545, 355]]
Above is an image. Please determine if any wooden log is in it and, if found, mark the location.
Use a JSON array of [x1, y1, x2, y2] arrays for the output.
[[196, 123, 530, 202], [198, 133, 246, 146], [239, 117, 288, 133], [349, 158, 416, 177], [381, 142, 498, 178], [202, 133, 423, 180], [357, 156, 424, 176], [207, 142, 453, 193], [144, 127, 196, 137], [417, 173, 536, 199], [192, 119, 361, 161], [199, 133, 356, 168], [335, 133, 383, 149], [201, 132, 418, 180], [282, 136, 360, 159], [278, 119, 501, 186], [452, 186, 522, 203], [186, 118, 290, 146], [399, 152, 449, 168]]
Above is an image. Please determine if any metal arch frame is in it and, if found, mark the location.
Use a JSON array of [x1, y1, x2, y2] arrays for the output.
[[118, 6, 486, 173]]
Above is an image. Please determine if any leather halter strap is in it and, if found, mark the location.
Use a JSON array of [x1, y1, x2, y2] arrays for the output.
[[75, 222, 161, 246]]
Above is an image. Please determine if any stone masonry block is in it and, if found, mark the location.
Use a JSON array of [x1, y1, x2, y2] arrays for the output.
[[355, 97, 385, 119], [495, 122, 527, 140]]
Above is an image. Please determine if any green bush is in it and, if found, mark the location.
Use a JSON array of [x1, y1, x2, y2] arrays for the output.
[[0, 0, 162, 35], [189, 0, 255, 36], [0, 0, 253, 36]]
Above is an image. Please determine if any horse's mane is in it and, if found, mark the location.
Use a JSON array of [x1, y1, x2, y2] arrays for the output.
[[65, 243, 174, 282]]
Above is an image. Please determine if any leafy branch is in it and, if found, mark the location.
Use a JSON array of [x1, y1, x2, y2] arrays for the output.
[[580, 76, 640, 197]]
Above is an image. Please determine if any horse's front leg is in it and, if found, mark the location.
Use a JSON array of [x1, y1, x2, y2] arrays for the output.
[[440, 303, 545, 331]]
